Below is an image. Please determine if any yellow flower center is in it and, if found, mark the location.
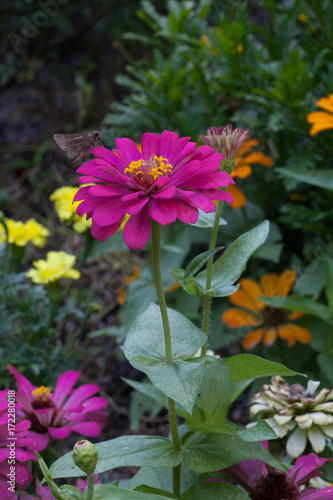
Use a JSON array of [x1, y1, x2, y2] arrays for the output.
[[125, 155, 173, 187], [31, 385, 55, 411]]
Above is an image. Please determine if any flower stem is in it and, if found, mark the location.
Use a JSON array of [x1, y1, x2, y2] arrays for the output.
[[85, 472, 95, 500], [151, 220, 181, 495], [201, 199, 225, 355]]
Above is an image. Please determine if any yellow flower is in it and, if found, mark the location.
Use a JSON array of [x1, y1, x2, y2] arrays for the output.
[[222, 270, 311, 349], [26, 251, 80, 284], [307, 94, 333, 135], [0, 218, 50, 248], [50, 186, 92, 234]]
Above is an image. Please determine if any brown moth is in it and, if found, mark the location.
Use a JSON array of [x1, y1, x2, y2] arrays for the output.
[[53, 131, 101, 162]]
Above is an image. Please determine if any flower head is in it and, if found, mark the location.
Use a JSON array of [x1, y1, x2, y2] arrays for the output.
[[208, 442, 333, 499], [0, 390, 36, 499], [222, 270, 311, 349], [200, 125, 249, 160], [26, 251, 80, 284], [0, 218, 50, 248], [251, 377, 333, 458], [7, 366, 108, 452], [50, 186, 92, 233], [307, 94, 333, 135], [73, 130, 234, 250]]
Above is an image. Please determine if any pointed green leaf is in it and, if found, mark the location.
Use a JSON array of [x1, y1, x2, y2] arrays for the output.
[[184, 247, 224, 279], [183, 433, 285, 473], [195, 221, 269, 295], [124, 304, 207, 412], [91, 485, 174, 500], [134, 485, 178, 498], [180, 482, 249, 500], [277, 167, 333, 190], [50, 436, 181, 479], [261, 295, 333, 324], [225, 354, 302, 383]]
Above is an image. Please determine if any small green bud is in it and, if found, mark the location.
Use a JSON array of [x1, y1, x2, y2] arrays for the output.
[[73, 440, 98, 474], [219, 158, 235, 174]]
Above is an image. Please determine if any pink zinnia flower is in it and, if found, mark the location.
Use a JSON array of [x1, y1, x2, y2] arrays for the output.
[[73, 130, 234, 249], [7, 366, 108, 452], [207, 442, 333, 499], [0, 390, 36, 499]]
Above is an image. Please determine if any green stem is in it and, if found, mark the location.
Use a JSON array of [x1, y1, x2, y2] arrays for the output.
[[151, 220, 181, 495], [85, 472, 95, 500], [201, 199, 225, 355]]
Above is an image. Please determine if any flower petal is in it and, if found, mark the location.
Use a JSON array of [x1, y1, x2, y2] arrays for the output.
[[287, 427, 307, 458], [123, 205, 152, 250], [222, 308, 262, 328], [243, 327, 267, 349]]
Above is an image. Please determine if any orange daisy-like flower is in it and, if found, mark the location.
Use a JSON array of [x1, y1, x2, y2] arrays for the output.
[[222, 270, 312, 349], [307, 94, 333, 135], [227, 139, 274, 209]]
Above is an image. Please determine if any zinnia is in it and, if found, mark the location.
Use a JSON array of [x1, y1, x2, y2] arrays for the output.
[[222, 270, 311, 349], [7, 366, 108, 452], [73, 130, 234, 249], [207, 442, 333, 499], [0, 390, 36, 499], [307, 94, 333, 135]]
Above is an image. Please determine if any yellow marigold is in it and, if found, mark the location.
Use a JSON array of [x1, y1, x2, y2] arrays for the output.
[[226, 138, 274, 209], [0, 218, 50, 248], [222, 270, 311, 349], [26, 251, 80, 284], [307, 94, 333, 135]]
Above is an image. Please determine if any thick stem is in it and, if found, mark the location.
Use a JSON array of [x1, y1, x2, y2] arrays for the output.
[[201, 199, 224, 355], [151, 220, 181, 494], [85, 472, 95, 500]]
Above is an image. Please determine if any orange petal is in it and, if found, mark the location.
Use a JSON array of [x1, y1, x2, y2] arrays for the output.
[[260, 273, 280, 296], [237, 139, 259, 157], [315, 95, 333, 113], [222, 308, 262, 328], [278, 323, 312, 345], [232, 164, 252, 178], [227, 184, 246, 209], [240, 152, 273, 167], [117, 289, 126, 305], [166, 281, 181, 293], [243, 327, 267, 349], [260, 270, 296, 297], [276, 270, 296, 295], [230, 278, 265, 311], [288, 311, 303, 320], [263, 327, 277, 346]]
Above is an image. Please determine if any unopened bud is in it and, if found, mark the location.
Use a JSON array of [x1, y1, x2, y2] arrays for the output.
[[200, 125, 249, 160], [73, 440, 98, 474]]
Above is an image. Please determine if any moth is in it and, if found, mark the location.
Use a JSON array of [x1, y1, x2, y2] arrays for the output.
[[53, 130, 101, 162]]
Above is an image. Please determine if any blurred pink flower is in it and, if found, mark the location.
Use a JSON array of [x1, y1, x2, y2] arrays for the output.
[[0, 390, 36, 499], [7, 366, 108, 452], [19, 475, 101, 499], [207, 442, 333, 499], [74, 130, 234, 249]]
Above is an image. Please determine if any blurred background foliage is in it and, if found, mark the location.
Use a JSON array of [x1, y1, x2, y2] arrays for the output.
[[1, 0, 333, 427]]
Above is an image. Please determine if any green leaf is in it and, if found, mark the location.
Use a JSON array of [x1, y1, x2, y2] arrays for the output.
[[134, 485, 178, 498], [325, 259, 333, 308], [230, 380, 253, 403], [190, 209, 227, 228], [195, 221, 270, 296], [186, 358, 230, 430], [260, 295, 333, 324], [50, 436, 181, 479], [236, 420, 277, 441], [91, 485, 174, 500], [130, 465, 200, 495], [184, 247, 224, 279], [183, 433, 285, 473], [225, 354, 301, 383], [180, 482, 249, 500], [124, 304, 206, 412], [277, 167, 333, 191]]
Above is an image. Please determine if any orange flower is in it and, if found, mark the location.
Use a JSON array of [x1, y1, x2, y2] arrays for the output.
[[307, 94, 333, 135], [116, 267, 140, 305], [222, 270, 311, 349], [227, 139, 274, 209]]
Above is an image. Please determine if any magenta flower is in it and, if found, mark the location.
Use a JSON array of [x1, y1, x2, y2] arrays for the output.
[[7, 366, 108, 452], [73, 130, 234, 249], [0, 390, 36, 499], [208, 442, 333, 499]]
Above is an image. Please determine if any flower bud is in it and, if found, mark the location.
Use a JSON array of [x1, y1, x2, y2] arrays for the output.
[[73, 440, 98, 474], [200, 125, 249, 160]]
